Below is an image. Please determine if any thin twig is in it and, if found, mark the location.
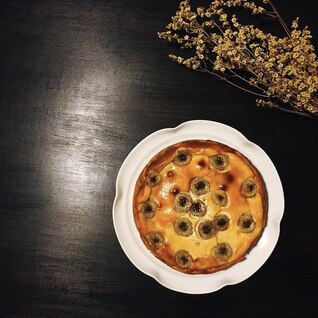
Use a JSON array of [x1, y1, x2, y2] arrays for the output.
[[268, 1, 291, 38], [204, 69, 269, 98], [273, 104, 316, 119]]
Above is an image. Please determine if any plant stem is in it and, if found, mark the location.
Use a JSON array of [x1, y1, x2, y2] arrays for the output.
[[268, 1, 291, 38]]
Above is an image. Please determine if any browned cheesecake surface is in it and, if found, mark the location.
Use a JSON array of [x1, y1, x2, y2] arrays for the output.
[[133, 140, 267, 274]]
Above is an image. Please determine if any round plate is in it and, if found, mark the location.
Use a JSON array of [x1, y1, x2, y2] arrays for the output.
[[112, 120, 284, 294]]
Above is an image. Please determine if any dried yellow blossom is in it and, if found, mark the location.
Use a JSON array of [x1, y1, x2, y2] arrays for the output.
[[158, 0, 318, 118]]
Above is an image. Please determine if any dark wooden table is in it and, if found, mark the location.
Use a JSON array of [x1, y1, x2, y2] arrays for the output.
[[1, 1, 317, 317]]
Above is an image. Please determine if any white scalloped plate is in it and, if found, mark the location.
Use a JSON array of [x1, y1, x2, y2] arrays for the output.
[[112, 120, 284, 294]]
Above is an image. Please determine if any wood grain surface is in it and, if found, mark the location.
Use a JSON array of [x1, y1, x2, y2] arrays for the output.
[[0, 0, 317, 317]]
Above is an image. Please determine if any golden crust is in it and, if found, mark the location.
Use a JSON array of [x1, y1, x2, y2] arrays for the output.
[[133, 140, 268, 274]]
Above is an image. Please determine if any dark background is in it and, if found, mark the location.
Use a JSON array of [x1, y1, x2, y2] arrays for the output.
[[0, 0, 317, 317]]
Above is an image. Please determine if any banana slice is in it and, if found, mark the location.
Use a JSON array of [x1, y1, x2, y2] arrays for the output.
[[190, 177, 211, 195], [174, 192, 193, 212], [213, 214, 230, 231], [211, 189, 229, 207], [173, 148, 192, 166], [190, 200, 207, 217], [209, 154, 229, 172], [146, 171, 162, 188], [197, 220, 217, 240], [175, 250, 193, 268], [238, 212, 256, 233], [240, 177, 258, 197], [138, 198, 158, 219], [212, 243, 233, 262], [145, 232, 164, 250], [174, 217, 193, 236]]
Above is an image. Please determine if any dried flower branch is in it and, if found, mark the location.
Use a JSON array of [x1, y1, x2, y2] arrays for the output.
[[158, 0, 318, 118]]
